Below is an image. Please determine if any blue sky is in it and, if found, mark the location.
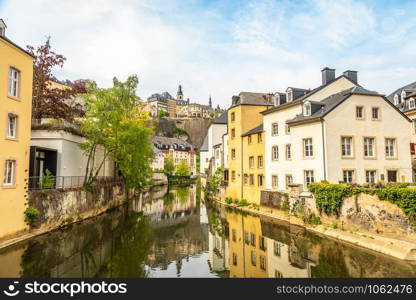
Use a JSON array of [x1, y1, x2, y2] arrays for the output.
[[1, 0, 416, 107]]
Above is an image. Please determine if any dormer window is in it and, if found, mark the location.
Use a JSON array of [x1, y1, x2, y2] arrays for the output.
[[394, 94, 399, 105], [401, 90, 406, 103], [274, 94, 280, 106], [409, 98, 416, 110], [286, 89, 293, 102], [303, 101, 311, 116]]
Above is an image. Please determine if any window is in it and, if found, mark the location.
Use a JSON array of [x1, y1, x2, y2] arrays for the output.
[[303, 102, 311, 116], [385, 138, 396, 158], [231, 128, 235, 139], [258, 156, 263, 168], [285, 144, 291, 160], [372, 107, 380, 120], [232, 229, 236, 242], [275, 270, 283, 278], [356, 106, 364, 119], [272, 175, 278, 189], [272, 146, 279, 161], [303, 138, 313, 157], [401, 90, 406, 102], [244, 174, 248, 185], [231, 149, 236, 159], [272, 123, 279, 136], [232, 171, 236, 181], [259, 236, 266, 251], [287, 89, 293, 102], [249, 156, 254, 168], [274, 94, 280, 106], [364, 138, 375, 157], [260, 255, 266, 270], [251, 251, 256, 266], [258, 175, 263, 186], [341, 136, 352, 157], [248, 135, 252, 144], [409, 98, 416, 110], [250, 233, 256, 247], [244, 231, 250, 244], [8, 68, 20, 98], [285, 124, 291, 135], [304, 170, 314, 186], [3, 160, 16, 186], [7, 114, 18, 138], [366, 170, 376, 184], [249, 174, 254, 185], [394, 94, 399, 106], [286, 175, 293, 188], [232, 253, 237, 266], [343, 170, 354, 183], [274, 242, 281, 256], [257, 133, 262, 143], [231, 112, 235, 122]]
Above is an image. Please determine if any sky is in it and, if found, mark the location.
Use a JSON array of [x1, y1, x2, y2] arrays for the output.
[[1, 0, 416, 108]]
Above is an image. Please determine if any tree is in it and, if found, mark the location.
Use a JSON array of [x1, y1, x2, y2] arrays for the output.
[[163, 155, 175, 177], [79, 75, 154, 191], [27, 37, 84, 121], [157, 110, 166, 118], [176, 160, 190, 177]]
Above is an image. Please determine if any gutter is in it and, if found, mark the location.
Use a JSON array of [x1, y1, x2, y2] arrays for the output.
[[321, 120, 327, 181]]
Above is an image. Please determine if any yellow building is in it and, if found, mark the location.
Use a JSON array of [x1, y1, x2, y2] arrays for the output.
[[226, 92, 272, 201], [227, 210, 268, 278], [241, 125, 265, 204], [0, 21, 34, 239]]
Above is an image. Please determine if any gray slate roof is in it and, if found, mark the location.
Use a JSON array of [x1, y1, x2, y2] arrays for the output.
[[241, 124, 264, 137], [287, 86, 382, 125], [231, 92, 273, 108], [212, 110, 228, 124], [153, 136, 195, 151], [200, 135, 208, 151], [387, 81, 416, 102]]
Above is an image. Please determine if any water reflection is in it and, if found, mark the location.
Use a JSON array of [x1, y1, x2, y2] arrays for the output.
[[0, 184, 415, 278]]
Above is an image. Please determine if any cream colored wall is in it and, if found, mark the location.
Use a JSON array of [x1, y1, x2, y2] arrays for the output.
[[0, 38, 33, 239], [222, 133, 229, 169], [324, 94, 413, 183], [307, 76, 356, 101]]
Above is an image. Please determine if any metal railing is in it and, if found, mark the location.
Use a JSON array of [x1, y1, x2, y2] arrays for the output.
[[28, 176, 123, 190]]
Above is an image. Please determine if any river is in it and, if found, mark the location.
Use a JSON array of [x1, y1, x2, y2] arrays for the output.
[[0, 184, 415, 278]]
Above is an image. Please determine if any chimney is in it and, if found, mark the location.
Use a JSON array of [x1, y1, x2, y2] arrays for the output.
[[343, 70, 358, 84], [0, 19, 6, 37], [321, 67, 335, 85]]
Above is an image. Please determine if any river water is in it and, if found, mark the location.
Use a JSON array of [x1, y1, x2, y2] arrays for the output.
[[0, 184, 415, 278]]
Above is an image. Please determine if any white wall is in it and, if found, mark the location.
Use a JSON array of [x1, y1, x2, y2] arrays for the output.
[[200, 150, 210, 174], [324, 94, 413, 183], [223, 134, 228, 169]]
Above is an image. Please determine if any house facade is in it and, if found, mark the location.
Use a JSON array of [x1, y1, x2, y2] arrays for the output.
[[0, 21, 34, 239], [226, 92, 273, 200], [262, 68, 412, 191], [153, 136, 197, 175]]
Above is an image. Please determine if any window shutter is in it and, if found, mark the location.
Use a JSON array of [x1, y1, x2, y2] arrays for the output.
[[410, 143, 415, 155]]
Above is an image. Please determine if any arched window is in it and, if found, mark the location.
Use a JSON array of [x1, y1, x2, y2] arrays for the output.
[[274, 94, 280, 106], [394, 94, 399, 105], [401, 90, 407, 103], [303, 101, 311, 116], [286, 89, 293, 102]]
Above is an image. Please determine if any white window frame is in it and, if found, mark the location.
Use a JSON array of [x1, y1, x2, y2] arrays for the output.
[[364, 137, 375, 158], [249, 156, 254, 168], [272, 146, 279, 161], [303, 138, 313, 157], [3, 159, 16, 186], [272, 175, 278, 189], [343, 170, 354, 183], [303, 102, 311, 116], [304, 170, 315, 187], [285, 144, 291, 160], [372, 107, 380, 120], [7, 114, 18, 138], [409, 98, 416, 110], [356, 106, 364, 119], [341, 136, 353, 157], [271, 123, 279, 136], [365, 170, 377, 184], [385, 138, 396, 158], [394, 94, 399, 105], [258, 156, 263, 168], [8, 68, 20, 98]]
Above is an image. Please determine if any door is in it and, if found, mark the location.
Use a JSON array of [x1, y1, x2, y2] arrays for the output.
[[387, 170, 397, 182]]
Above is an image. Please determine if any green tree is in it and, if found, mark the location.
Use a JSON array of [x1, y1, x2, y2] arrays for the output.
[[175, 160, 190, 176], [163, 155, 175, 176], [79, 75, 154, 191], [157, 110, 166, 118]]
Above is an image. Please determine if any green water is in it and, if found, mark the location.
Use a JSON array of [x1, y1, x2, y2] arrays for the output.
[[0, 184, 415, 278]]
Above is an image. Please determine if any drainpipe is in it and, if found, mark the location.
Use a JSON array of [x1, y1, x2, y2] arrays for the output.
[[241, 136, 244, 200], [321, 120, 327, 181]]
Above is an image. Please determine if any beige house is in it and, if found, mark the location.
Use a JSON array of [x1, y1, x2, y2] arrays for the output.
[[263, 68, 412, 191]]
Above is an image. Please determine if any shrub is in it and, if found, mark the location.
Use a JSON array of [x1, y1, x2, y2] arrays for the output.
[[24, 207, 40, 225], [225, 197, 233, 204], [281, 201, 290, 212], [308, 214, 321, 225], [239, 199, 249, 206]]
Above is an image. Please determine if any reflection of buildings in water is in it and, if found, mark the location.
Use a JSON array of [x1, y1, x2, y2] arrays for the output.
[[0, 245, 27, 277], [208, 230, 229, 274], [266, 239, 313, 278]]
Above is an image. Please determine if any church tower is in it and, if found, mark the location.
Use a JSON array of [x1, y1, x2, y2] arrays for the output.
[[177, 84, 183, 100], [209, 95, 212, 108]]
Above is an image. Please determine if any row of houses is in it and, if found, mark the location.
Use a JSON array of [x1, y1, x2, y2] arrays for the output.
[[201, 67, 416, 204]]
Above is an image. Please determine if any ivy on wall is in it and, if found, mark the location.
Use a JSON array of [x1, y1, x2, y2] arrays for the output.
[[308, 182, 416, 224]]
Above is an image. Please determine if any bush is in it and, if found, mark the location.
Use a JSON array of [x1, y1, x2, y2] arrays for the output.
[[239, 199, 249, 206], [308, 214, 321, 225], [24, 207, 40, 225], [225, 197, 233, 204]]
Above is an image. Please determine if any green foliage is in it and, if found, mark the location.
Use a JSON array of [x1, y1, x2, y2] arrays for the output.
[[225, 197, 233, 204], [157, 110, 166, 118], [41, 169, 55, 190], [207, 167, 224, 196], [239, 199, 249, 206], [308, 214, 321, 225], [79, 75, 154, 191], [172, 127, 188, 137], [163, 155, 175, 177], [175, 160, 190, 176], [281, 201, 290, 212], [24, 207, 40, 225]]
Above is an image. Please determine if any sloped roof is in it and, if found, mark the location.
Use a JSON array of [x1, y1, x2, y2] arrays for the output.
[[0, 35, 35, 58], [387, 81, 416, 102], [212, 110, 228, 124], [231, 92, 273, 108], [200, 135, 209, 151], [287, 86, 410, 125], [241, 124, 264, 137], [153, 136, 195, 150]]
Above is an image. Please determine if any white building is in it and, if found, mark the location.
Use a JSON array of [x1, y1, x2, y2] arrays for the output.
[[262, 68, 412, 191], [200, 135, 210, 174], [152, 145, 165, 171]]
